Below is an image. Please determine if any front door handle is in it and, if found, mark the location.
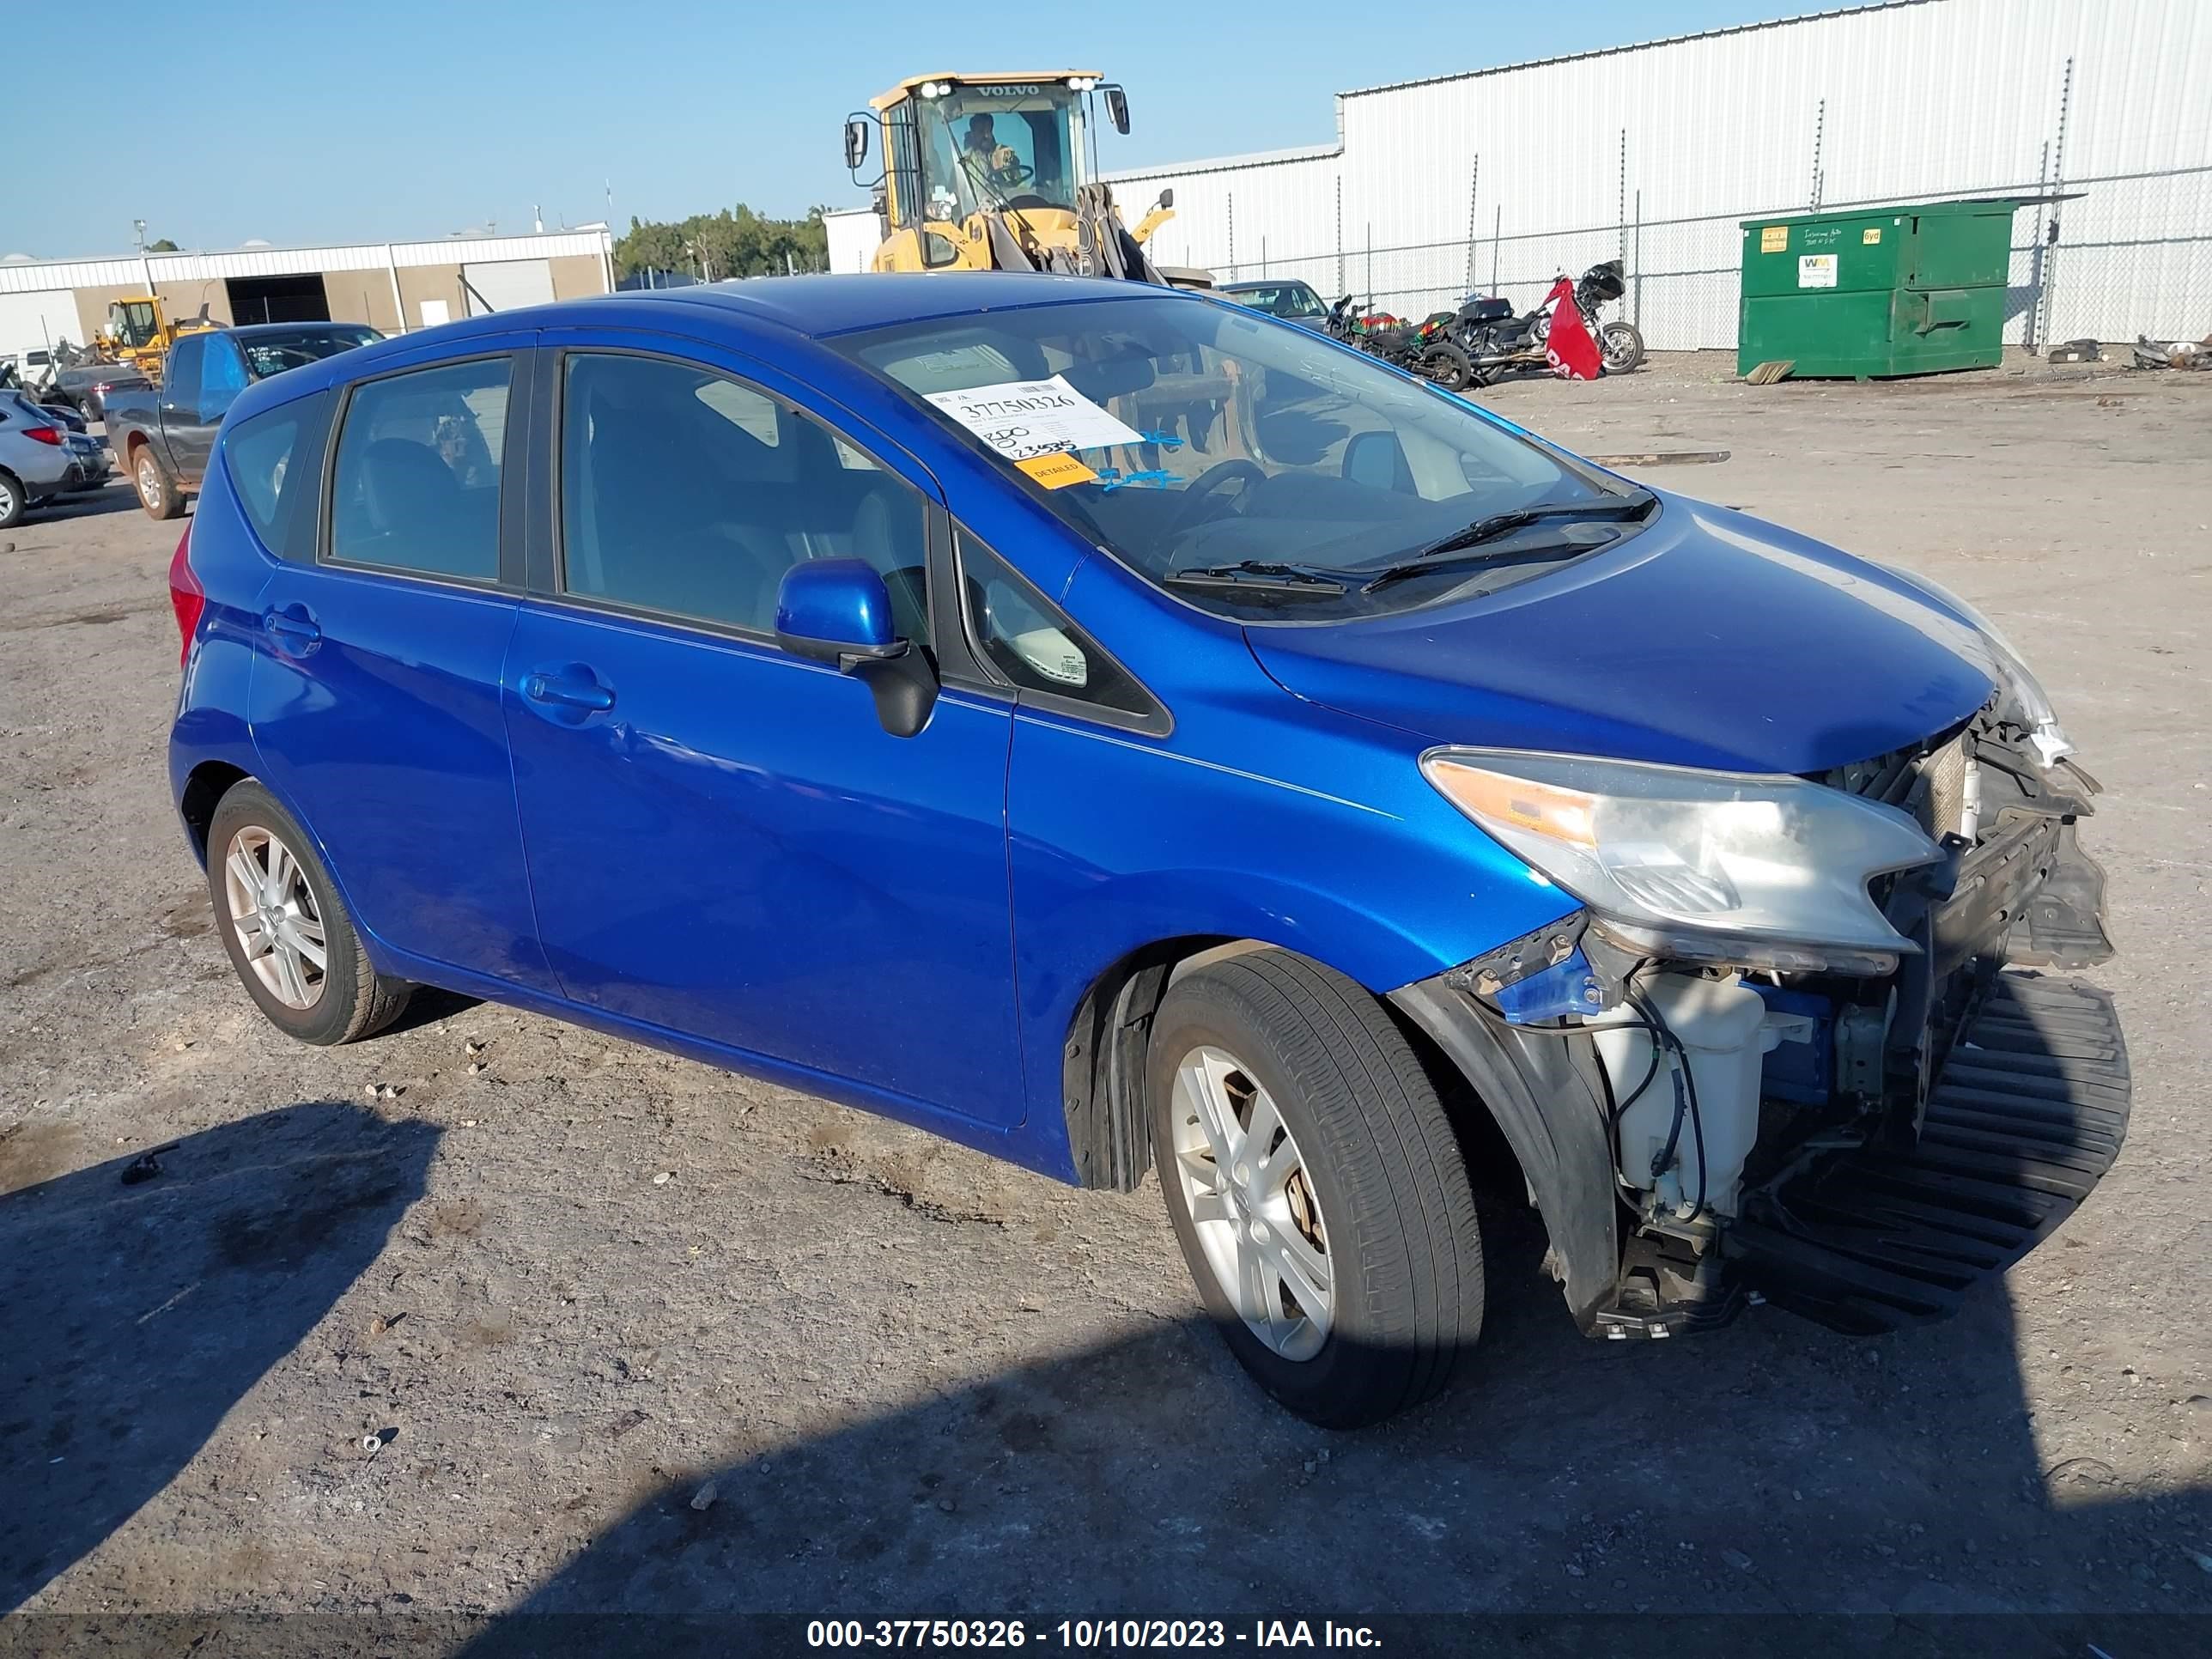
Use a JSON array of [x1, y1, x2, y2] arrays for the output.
[[521, 667, 616, 713], [264, 605, 321, 650]]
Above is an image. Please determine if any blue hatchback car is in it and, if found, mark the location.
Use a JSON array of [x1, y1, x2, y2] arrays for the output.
[[167, 274, 2125, 1425]]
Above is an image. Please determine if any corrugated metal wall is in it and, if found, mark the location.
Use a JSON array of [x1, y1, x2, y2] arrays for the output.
[[1100, 0, 2212, 348]]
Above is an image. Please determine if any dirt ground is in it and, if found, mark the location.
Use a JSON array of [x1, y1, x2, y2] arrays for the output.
[[2, 353, 2209, 1648]]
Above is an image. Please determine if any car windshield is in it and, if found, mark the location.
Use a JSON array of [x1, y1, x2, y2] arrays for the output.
[[1228, 284, 1326, 319], [836, 294, 1641, 619], [240, 326, 384, 379]]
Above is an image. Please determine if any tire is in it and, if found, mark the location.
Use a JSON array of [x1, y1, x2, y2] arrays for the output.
[[1600, 320, 1646, 373], [1148, 949, 1485, 1428], [205, 779, 412, 1046], [0, 470, 21, 530], [134, 444, 185, 520], [1417, 341, 1474, 393]]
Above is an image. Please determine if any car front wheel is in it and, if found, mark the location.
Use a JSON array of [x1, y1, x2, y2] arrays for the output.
[[205, 780, 412, 1045], [1148, 948, 1485, 1428]]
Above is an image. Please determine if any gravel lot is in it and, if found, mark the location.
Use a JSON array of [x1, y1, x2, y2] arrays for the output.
[[3, 356, 2208, 1645]]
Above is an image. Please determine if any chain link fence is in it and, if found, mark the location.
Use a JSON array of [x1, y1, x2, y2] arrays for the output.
[[1208, 162, 2212, 354]]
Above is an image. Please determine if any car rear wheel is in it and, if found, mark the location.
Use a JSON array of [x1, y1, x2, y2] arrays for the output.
[[135, 447, 185, 520], [1148, 948, 1485, 1428], [0, 470, 21, 530], [206, 780, 412, 1045]]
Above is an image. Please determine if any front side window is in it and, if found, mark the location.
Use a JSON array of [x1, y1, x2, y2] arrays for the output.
[[836, 295, 1647, 621], [959, 533, 1152, 719], [328, 357, 510, 580], [558, 352, 929, 642]]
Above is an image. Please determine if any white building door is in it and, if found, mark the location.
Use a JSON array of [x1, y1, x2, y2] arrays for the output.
[[459, 259, 556, 317]]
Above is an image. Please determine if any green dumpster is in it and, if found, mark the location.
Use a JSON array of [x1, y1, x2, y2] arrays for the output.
[[1736, 198, 2018, 380]]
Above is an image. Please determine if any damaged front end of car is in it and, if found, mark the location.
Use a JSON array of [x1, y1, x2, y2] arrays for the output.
[[1392, 673, 2126, 1342]]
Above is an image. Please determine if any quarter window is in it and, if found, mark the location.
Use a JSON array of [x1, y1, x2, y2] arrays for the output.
[[558, 352, 929, 642], [328, 358, 511, 580], [224, 398, 315, 549], [958, 533, 1153, 718]]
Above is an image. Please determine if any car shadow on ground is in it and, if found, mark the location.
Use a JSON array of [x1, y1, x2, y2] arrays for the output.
[[0, 1101, 441, 1613], [449, 1194, 2209, 1656], [441, 983, 2207, 1656]]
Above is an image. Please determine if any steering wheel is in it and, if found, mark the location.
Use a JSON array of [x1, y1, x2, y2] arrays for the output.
[[1167, 459, 1267, 536]]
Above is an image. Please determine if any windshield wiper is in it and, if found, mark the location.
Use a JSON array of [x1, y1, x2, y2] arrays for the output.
[[1361, 489, 1657, 593], [1164, 560, 1348, 599]]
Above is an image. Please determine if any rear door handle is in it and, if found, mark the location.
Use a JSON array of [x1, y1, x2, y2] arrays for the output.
[[521, 669, 616, 713], [264, 605, 321, 650]]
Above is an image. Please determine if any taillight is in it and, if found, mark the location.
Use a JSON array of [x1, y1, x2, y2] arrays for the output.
[[167, 526, 204, 667], [23, 425, 63, 446]]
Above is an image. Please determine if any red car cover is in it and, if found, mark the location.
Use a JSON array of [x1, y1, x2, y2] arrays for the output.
[[1542, 277, 1602, 380]]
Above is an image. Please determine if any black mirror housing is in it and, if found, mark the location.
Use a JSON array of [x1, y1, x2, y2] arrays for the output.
[[843, 117, 871, 174], [1102, 85, 1130, 135]]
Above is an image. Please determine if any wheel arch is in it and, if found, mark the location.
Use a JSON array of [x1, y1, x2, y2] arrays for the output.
[[179, 759, 252, 862], [1059, 933, 1244, 1191]]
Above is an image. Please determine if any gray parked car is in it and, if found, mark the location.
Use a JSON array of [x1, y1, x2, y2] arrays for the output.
[[0, 392, 110, 528]]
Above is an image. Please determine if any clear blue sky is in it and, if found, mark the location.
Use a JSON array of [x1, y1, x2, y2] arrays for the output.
[[11, 0, 1802, 257]]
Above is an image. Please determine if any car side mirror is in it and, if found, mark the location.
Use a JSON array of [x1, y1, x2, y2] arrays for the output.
[[843, 118, 871, 174], [1103, 85, 1130, 135], [774, 559, 938, 738]]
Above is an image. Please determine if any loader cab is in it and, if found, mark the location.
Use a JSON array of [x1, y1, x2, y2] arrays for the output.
[[108, 298, 161, 350], [852, 73, 1128, 232]]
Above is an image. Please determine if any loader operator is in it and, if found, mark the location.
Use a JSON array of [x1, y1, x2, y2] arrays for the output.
[[961, 113, 1030, 192]]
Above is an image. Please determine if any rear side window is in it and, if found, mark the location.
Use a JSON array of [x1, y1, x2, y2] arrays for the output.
[[224, 401, 313, 548], [328, 357, 511, 580]]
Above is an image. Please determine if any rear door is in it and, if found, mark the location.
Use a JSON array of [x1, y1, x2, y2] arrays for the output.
[[169, 333, 252, 483], [246, 335, 556, 994]]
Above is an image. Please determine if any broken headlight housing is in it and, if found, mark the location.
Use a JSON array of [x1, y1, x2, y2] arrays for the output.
[[1423, 749, 1943, 975]]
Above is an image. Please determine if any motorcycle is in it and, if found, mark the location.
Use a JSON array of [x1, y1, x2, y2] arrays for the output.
[[1424, 259, 1645, 391], [1325, 294, 1474, 390]]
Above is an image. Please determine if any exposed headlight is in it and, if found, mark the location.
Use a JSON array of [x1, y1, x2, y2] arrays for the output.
[[1423, 749, 1943, 975], [1883, 567, 2073, 766]]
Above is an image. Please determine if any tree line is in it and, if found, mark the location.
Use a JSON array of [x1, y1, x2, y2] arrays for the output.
[[615, 205, 831, 283]]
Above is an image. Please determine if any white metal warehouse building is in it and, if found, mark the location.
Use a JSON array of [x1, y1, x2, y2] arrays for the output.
[[0, 229, 616, 372], [826, 0, 2212, 350]]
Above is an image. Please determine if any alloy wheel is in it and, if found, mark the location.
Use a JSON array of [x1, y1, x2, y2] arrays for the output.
[[1170, 1044, 1334, 1360], [222, 826, 328, 1010], [137, 456, 160, 506]]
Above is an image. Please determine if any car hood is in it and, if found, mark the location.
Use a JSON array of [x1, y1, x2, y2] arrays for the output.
[[1246, 494, 2000, 775]]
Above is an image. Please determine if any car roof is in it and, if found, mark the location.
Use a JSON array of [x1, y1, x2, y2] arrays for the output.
[[220, 274, 1186, 427]]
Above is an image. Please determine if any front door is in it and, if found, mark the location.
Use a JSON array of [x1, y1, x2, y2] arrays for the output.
[[249, 340, 556, 994], [505, 343, 1023, 1125]]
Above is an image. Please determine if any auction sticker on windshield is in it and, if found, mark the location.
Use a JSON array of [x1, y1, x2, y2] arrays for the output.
[[925, 375, 1144, 462]]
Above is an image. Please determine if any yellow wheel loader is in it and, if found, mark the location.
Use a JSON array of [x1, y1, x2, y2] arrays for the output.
[[101, 296, 216, 381], [842, 73, 1198, 284]]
